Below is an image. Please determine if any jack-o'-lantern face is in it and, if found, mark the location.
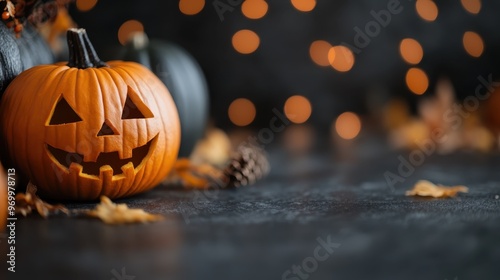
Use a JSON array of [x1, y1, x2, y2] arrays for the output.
[[46, 86, 157, 178], [0, 29, 180, 200]]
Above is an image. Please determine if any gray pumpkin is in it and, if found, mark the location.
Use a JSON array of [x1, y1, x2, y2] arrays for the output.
[[15, 23, 54, 70], [119, 33, 209, 157], [0, 23, 22, 95]]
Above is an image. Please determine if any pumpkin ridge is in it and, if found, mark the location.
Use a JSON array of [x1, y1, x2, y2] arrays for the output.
[[45, 67, 81, 197], [103, 65, 148, 139], [88, 67, 120, 198], [100, 67, 132, 171], [91, 67, 112, 153], [4, 68, 46, 170], [113, 63, 173, 181], [107, 64, 176, 194], [98, 66, 142, 161], [92, 65, 164, 197], [81, 68, 105, 159], [104, 65, 152, 195], [74, 70, 82, 199], [4, 66, 60, 187], [42, 65, 78, 196], [28, 66, 68, 192]]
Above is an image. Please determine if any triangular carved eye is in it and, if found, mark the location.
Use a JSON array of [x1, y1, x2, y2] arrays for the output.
[[121, 87, 154, 119], [48, 96, 82, 125], [97, 120, 119, 136]]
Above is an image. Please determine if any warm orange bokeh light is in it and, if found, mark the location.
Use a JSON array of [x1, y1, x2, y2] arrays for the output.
[[117, 20, 144, 46], [463, 31, 484, 58], [242, 0, 268, 19], [291, 0, 316, 12], [76, 0, 98, 12], [309, 40, 332, 67], [284, 95, 312, 124], [335, 112, 362, 140], [232, 29, 260, 54], [399, 38, 424, 65], [406, 68, 429, 95], [416, 0, 438, 22], [179, 0, 205, 15], [461, 0, 481, 14], [328, 46, 355, 72], [228, 98, 256, 126]]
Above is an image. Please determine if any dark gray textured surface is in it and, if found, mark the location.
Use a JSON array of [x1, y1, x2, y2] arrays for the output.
[[2, 143, 500, 280]]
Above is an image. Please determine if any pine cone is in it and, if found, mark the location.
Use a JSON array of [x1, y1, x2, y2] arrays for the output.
[[221, 143, 270, 188]]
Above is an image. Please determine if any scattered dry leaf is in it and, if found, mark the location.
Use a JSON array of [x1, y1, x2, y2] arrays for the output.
[[406, 180, 468, 198], [190, 128, 232, 167], [166, 142, 270, 190], [389, 119, 430, 150], [6, 1, 16, 17], [167, 127, 231, 189], [387, 78, 498, 153], [86, 196, 163, 224], [16, 182, 69, 218], [165, 158, 224, 189]]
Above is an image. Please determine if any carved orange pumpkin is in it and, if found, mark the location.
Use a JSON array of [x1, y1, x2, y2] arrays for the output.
[[0, 29, 180, 200]]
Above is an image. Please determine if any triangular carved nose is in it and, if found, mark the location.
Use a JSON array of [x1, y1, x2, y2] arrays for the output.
[[97, 120, 119, 136]]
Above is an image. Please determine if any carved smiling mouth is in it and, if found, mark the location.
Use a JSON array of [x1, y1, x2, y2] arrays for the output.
[[46, 135, 157, 177]]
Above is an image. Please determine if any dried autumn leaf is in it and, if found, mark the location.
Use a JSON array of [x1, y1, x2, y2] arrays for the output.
[[15, 182, 69, 218], [389, 119, 430, 150], [87, 196, 163, 224], [6, 1, 15, 17], [387, 78, 496, 153], [166, 143, 269, 190], [406, 180, 468, 198], [166, 158, 224, 189], [190, 128, 232, 167]]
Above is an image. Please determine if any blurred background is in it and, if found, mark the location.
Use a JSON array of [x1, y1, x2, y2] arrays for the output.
[[26, 0, 500, 154]]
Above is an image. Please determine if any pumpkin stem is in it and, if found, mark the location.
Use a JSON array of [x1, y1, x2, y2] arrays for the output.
[[66, 28, 108, 69]]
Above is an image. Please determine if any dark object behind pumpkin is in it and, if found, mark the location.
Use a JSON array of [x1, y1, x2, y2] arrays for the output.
[[16, 23, 54, 70], [0, 22, 23, 95], [119, 34, 209, 157]]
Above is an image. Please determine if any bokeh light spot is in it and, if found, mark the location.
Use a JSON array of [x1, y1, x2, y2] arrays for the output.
[[461, 0, 481, 14], [118, 20, 144, 46], [232, 29, 260, 54], [291, 0, 316, 12], [242, 0, 268, 19], [228, 98, 256, 126], [416, 0, 438, 22], [328, 46, 355, 72], [335, 112, 362, 140], [399, 38, 424, 65], [284, 95, 312, 124], [406, 67, 429, 95], [179, 0, 205, 15], [463, 31, 484, 58], [76, 0, 98, 12], [309, 40, 332, 67]]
